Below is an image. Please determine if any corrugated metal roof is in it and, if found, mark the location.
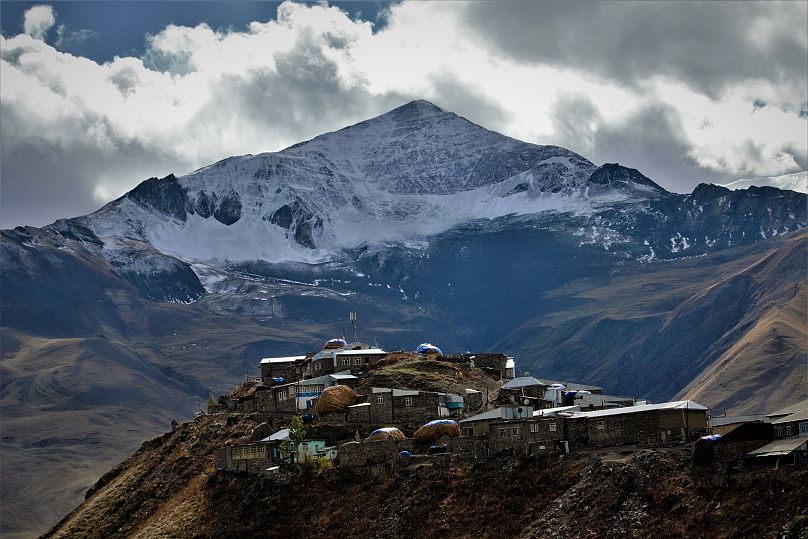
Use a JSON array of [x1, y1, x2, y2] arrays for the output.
[[261, 428, 290, 442], [329, 373, 359, 380], [460, 408, 509, 423], [334, 348, 387, 356], [571, 400, 707, 419], [543, 379, 603, 392], [260, 355, 307, 364], [392, 389, 420, 397], [709, 415, 768, 427], [502, 376, 546, 389], [772, 410, 808, 424], [747, 437, 807, 457], [532, 405, 580, 417], [766, 399, 808, 419]]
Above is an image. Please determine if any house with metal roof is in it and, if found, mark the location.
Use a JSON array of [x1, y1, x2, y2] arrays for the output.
[[459, 406, 535, 436], [771, 408, 808, 439], [309, 343, 388, 376], [568, 400, 709, 447], [765, 399, 808, 422], [259, 355, 308, 385], [744, 437, 808, 467]]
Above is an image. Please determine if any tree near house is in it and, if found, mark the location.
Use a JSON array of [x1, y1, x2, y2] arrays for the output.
[[287, 415, 306, 464]]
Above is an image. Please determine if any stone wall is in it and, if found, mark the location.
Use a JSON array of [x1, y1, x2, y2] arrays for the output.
[[217, 444, 277, 474], [391, 392, 441, 427], [587, 411, 661, 447], [338, 439, 415, 469], [464, 391, 483, 413]]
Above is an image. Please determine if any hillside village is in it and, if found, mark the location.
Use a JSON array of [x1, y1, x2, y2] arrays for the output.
[[210, 334, 808, 478]]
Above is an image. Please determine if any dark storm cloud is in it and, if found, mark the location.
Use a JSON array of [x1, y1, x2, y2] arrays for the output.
[[462, 1, 808, 105], [183, 33, 410, 149], [0, 104, 189, 228], [548, 95, 729, 192]]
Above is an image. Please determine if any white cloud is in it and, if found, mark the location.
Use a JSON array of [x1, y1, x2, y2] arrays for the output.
[[1, 1, 806, 228], [22, 5, 56, 41]]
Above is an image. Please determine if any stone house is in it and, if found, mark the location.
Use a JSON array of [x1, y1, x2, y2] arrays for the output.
[[771, 409, 808, 440], [741, 405, 808, 468], [708, 415, 769, 436], [692, 422, 772, 472], [260, 355, 307, 385], [308, 344, 387, 377], [458, 406, 535, 437], [344, 387, 464, 426], [488, 416, 566, 454], [573, 400, 708, 447], [217, 443, 275, 474]]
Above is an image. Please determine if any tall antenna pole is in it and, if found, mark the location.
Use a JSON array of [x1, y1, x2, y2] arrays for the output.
[[349, 311, 357, 342]]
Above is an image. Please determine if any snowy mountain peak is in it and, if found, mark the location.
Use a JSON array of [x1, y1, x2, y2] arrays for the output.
[[78, 100, 691, 263], [388, 99, 448, 116]]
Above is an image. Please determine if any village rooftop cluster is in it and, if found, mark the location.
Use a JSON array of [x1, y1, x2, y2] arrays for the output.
[[211, 336, 808, 477]]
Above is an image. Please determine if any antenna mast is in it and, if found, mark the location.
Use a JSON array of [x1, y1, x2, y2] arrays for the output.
[[349, 311, 357, 342]]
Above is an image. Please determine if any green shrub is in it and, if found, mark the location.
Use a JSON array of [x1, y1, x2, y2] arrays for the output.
[[786, 514, 808, 539]]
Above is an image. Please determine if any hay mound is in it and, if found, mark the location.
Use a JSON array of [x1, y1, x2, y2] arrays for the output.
[[415, 343, 443, 356], [324, 338, 347, 350], [313, 385, 358, 414], [365, 427, 406, 443], [413, 419, 460, 443]]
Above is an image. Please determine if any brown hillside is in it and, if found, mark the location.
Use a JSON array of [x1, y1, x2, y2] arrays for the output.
[[43, 412, 808, 539], [499, 231, 807, 414]]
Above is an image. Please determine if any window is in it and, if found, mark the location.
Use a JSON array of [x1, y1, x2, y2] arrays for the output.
[[549, 422, 557, 432], [353, 358, 360, 365], [377, 396, 384, 405], [530, 423, 539, 433], [512, 427, 519, 436], [777, 427, 783, 437], [405, 397, 413, 407], [786, 425, 793, 436], [597, 422, 605, 431], [342, 358, 350, 366], [499, 428, 507, 437]]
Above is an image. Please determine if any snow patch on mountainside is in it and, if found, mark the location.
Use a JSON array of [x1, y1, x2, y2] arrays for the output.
[[722, 171, 807, 194]]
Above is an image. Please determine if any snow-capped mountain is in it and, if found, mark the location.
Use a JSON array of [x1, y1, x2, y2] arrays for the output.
[[79, 100, 663, 264], [722, 171, 808, 194], [9, 100, 802, 307], [3, 101, 806, 531]]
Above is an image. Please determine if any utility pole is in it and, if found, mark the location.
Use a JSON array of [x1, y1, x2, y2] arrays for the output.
[[349, 311, 357, 342]]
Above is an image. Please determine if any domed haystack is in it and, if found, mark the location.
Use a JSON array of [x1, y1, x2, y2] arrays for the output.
[[313, 385, 358, 414], [323, 338, 347, 350], [365, 427, 407, 442], [415, 343, 443, 357], [413, 419, 460, 443]]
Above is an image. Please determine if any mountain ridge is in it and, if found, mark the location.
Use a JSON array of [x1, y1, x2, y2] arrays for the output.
[[1, 99, 806, 539]]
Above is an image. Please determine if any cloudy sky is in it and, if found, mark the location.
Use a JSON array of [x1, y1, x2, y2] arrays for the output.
[[1, 1, 806, 228]]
